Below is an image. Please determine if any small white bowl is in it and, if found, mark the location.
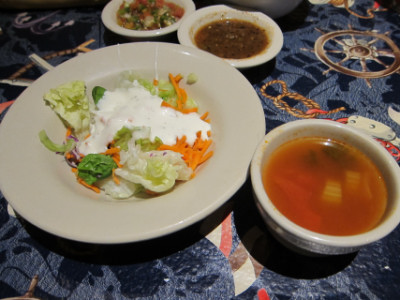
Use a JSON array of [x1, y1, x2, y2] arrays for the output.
[[177, 5, 283, 69], [101, 0, 196, 40], [219, 0, 303, 19], [251, 119, 400, 255]]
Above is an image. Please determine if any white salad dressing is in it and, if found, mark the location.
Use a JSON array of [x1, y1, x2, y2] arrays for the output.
[[77, 80, 211, 155]]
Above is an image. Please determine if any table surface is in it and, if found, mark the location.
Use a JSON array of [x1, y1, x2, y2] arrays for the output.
[[1, 0, 400, 299]]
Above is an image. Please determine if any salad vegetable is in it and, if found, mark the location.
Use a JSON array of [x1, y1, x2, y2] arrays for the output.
[[117, 0, 184, 31], [39, 130, 76, 153], [77, 154, 118, 185], [92, 86, 106, 105], [40, 72, 213, 199], [43, 80, 90, 139]]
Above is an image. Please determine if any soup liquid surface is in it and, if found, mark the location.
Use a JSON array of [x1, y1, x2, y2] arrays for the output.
[[263, 137, 387, 236], [194, 19, 268, 59]]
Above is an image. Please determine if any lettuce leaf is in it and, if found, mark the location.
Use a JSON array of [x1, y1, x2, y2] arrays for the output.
[[113, 127, 134, 151], [92, 86, 106, 105], [136, 137, 163, 152], [116, 146, 192, 193], [158, 79, 198, 110], [38, 129, 76, 153], [96, 177, 143, 199], [117, 71, 198, 111], [43, 80, 90, 138], [77, 154, 117, 185], [117, 71, 157, 95]]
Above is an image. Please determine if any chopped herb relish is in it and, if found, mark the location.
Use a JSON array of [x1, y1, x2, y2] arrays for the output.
[[116, 0, 184, 31]]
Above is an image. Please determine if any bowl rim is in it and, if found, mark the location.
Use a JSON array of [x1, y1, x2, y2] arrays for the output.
[[251, 119, 400, 249], [220, 0, 304, 19], [101, 0, 196, 38], [177, 4, 284, 69]]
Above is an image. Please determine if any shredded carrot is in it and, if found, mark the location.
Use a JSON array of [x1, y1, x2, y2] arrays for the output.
[[77, 177, 101, 193], [174, 73, 183, 82], [72, 167, 102, 192], [65, 152, 74, 160], [163, 73, 207, 117], [161, 100, 176, 109], [200, 112, 209, 120], [169, 73, 183, 110], [180, 87, 188, 105], [64, 128, 76, 160], [101, 145, 123, 168], [112, 169, 120, 185], [199, 150, 213, 164], [200, 112, 211, 123], [102, 147, 120, 156], [145, 189, 159, 195], [181, 107, 198, 114], [66, 127, 72, 138], [177, 135, 187, 146], [112, 155, 123, 168], [162, 100, 198, 113], [153, 78, 159, 86], [158, 133, 213, 176]]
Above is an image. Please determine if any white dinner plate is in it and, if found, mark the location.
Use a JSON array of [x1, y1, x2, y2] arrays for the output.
[[0, 42, 266, 244]]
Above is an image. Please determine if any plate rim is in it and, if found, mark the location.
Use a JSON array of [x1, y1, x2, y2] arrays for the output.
[[0, 42, 266, 244]]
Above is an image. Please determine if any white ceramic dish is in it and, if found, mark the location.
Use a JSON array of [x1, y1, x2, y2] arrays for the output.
[[101, 0, 196, 40], [0, 42, 266, 244], [251, 119, 400, 255], [218, 0, 303, 19], [0, 0, 108, 9], [177, 5, 283, 69]]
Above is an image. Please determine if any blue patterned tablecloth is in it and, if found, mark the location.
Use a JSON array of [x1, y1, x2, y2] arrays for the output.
[[1, 0, 400, 299]]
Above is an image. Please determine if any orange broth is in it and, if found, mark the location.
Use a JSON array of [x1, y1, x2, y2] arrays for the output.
[[262, 137, 387, 236]]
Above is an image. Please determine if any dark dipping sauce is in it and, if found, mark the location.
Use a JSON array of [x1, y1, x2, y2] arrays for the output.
[[194, 19, 269, 59]]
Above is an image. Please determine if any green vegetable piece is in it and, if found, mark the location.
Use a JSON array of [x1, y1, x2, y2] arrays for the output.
[[186, 73, 198, 84], [38, 130, 75, 153], [43, 80, 90, 138], [156, 78, 198, 110], [113, 127, 133, 151], [138, 78, 156, 94], [157, 79, 176, 105], [136, 137, 163, 152], [77, 154, 117, 185], [183, 97, 198, 110], [92, 86, 107, 105]]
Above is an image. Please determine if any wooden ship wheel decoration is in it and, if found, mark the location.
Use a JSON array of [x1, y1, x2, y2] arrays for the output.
[[312, 26, 400, 87]]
